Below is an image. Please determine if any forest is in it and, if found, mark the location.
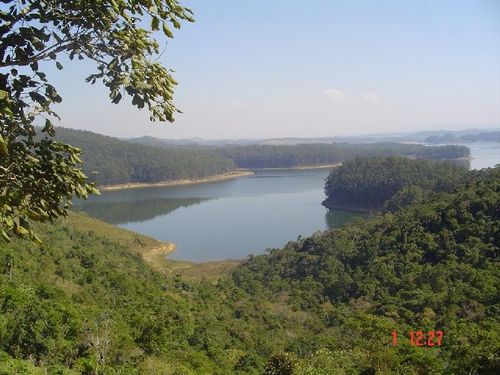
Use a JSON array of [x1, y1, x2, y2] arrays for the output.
[[52, 128, 470, 187], [323, 157, 470, 211], [53, 128, 236, 186], [0, 161, 498, 374], [218, 143, 470, 169]]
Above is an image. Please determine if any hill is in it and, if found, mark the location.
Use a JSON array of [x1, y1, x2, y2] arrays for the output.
[[53, 128, 236, 186], [234, 166, 500, 373], [323, 157, 469, 211], [51, 129, 470, 188], [0, 163, 498, 373], [425, 131, 500, 144], [218, 143, 470, 169]]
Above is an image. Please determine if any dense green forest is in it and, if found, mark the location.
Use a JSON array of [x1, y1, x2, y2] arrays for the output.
[[50, 128, 470, 187], [53, 128, 236, 186], [323, 157, 469, 211], [218, 143, 469, 169], [234, 166, 500, 374], [0, 160, 498, 373]]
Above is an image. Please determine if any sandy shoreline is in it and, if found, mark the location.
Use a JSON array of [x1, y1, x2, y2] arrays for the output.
[[97, 164, 341, 191], [240, 162, 342, 171], [98, 170, 255, 191], [141, 243, 177, 270]]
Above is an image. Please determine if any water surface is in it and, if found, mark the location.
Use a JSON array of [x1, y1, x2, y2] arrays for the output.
[[75, 169, 363, 261], [74, 143, 500, 261], [465, 142, 500, 169]]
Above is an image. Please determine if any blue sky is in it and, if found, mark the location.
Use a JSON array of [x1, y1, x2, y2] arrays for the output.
[[50, 0, 500, 139]]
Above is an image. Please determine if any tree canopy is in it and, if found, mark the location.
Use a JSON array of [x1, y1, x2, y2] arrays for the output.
[[0, 0, 193, 241], [323, 157, 469, 211], [1, 164, 498, 374]]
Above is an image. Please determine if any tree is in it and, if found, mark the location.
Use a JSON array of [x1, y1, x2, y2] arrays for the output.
[[0, 0, 193, 242]]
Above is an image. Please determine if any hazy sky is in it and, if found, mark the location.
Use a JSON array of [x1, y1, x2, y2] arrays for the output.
[[49, 0, 500, 139]]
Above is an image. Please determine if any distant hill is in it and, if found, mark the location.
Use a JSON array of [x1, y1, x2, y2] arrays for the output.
[[50, 128, 471, 187], [53, 128, 236, 186], [126, 128, 500, 146], [425, 131, 500, 144], [218, 143, 470, 169]]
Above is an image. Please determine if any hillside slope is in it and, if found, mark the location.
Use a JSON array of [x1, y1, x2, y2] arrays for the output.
[[0, 167, 498, 374], [53, 128, 236, 186]]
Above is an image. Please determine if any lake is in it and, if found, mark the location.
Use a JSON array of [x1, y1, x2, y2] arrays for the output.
[[74, 142, 500, 262], [74, 168, 363, 262], [465, 142, 500, 169]]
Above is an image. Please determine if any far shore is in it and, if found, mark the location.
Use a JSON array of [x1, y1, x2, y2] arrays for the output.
[[322, 199, 377, 213], [98, 170, 255, 191], [240, 162, 342, 171]]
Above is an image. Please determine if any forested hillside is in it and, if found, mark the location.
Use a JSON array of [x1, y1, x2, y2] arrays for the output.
[[234, 166, 500, 374], [51, 128, 470, 187], [53, 128, 236, 186], [324, 157, 469, 211], [0, 162, 498, 373], [218, 143, 469, 169], [0, 214, 320, 374]]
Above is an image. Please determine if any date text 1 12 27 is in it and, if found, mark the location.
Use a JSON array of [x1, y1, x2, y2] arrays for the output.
[[391, 330, 443, 347]]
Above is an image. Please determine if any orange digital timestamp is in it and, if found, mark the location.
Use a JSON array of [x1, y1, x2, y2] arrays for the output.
[[391, 330, 443, 347]]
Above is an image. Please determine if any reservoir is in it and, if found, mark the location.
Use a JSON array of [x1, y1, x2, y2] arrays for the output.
[[74, 142, 500, 261], [74, 168, 363, 261]]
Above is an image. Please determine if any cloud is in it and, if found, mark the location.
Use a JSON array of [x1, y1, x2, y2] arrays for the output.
[[363, 92, 381, 103], [324, 88, 345, 101]]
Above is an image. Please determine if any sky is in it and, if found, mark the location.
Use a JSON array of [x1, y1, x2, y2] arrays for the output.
[[48, 0, 500, 139]]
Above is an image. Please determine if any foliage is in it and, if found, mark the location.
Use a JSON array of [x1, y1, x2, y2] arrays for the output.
[[0, 159, 498, 373], [0, 0, 192, 240], [218, 143, 470, 169], [234, 167, 500, 373], [324, 157, 469, 210], [54, 127, 236, 186], [0, 213, 329, 374]]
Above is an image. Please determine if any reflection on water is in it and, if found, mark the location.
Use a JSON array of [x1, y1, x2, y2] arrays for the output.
[[73, 142, 500, 261], [74, 198, 209, 225], [74, 168, 361, 261]]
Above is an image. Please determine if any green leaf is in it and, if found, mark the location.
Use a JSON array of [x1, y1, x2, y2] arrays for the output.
[[19, 217, 30, 229], [43, 119, 56, 136], [132, 94, 144, 108], [0, 230, 10, 243], [172, 18, 181, 29], [15, 225, 29, 236], [111, 92, 122, 104], [162, 23, 174, 38], [151, 17, 160, 31], [31, 232, 43, 246], [0, 134, 8, 156], [56, 61, 63, 70], [110, 0, 119, 12]]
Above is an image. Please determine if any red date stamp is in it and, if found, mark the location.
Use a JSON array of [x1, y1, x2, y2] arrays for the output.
[[392, 330, 443, 347]]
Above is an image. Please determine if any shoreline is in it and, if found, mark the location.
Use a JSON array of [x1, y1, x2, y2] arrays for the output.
[[141, 243, 177, 271], [240, 162, 342, 171], [98, 170, 254, 191], [322, 199, 377, 213]]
